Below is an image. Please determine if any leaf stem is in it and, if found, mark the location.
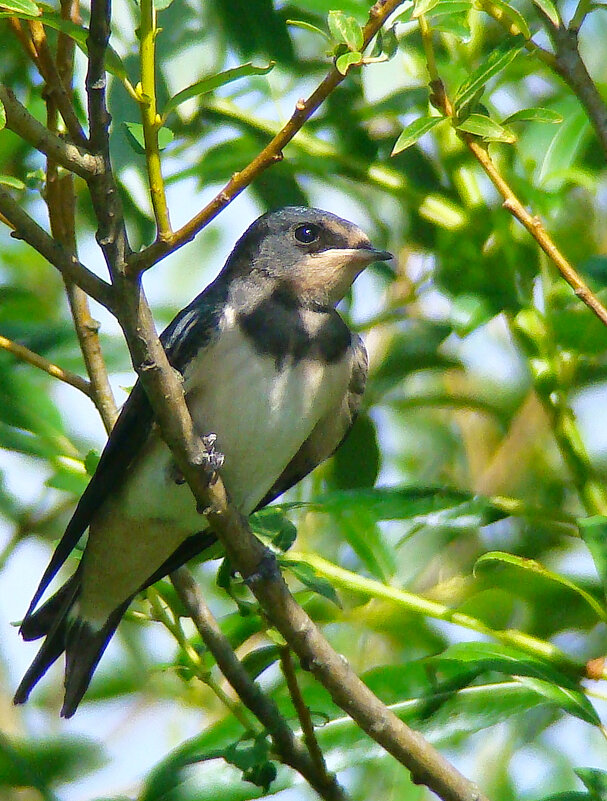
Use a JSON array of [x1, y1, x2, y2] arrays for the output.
[[138, 0, 171, 240]]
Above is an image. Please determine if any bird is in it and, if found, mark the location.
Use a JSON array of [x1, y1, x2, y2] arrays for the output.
[[14, 206, 392, 717]]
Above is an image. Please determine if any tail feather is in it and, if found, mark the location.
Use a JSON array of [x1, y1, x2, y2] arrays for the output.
[[15, 528, 219, 715], [13, 576, 80, 706], [61, 602, 130, 718]]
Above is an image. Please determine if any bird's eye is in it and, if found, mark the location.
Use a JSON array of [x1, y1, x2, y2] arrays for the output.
[[294, 223, 320, 244]]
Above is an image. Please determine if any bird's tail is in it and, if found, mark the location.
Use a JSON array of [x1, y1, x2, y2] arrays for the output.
[[14, 573, 129, 717], [14, 529, 219, 716]]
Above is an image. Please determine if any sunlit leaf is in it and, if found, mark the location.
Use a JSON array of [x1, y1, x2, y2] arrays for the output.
[[0, 0, 39, 14], [391, 115, 445, 154], [454, 38, 524, 112], [578, 516, 607, 602], [162, 62, 274, 119], [456, 113, 517, 142], [475, 551, 607, 622], [286, 18, 330, 40], [123, 122, 174, 154], [327, 10, 364, 50], [336, 51, 362, 74], [576, 768, 607, 800], [532, 0, 560, 25], [502, 107, 563, 125]]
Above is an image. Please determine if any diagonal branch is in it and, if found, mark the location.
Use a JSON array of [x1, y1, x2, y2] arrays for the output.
[[170, 567, 349, 801], [0, 333, 92, 396], [0, 186, 115, 311], [126, 0, 405, 276], [0, 85, 101, 178]]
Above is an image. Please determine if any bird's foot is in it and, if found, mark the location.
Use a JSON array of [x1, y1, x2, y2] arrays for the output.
[[201, 433, 224, 480]]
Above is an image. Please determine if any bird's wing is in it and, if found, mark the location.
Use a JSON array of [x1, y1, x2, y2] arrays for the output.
[[22, 287, 225, 621], [255, 333, 368, 510]]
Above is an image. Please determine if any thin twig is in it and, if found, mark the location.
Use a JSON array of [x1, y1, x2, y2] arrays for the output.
[[170, 567, 350, 801], [138, 0, 172, 239], [126, 0, 405, 275], [27, 19, 87, 146], [280, 646, 330, 780], [0, 333, 92, 396]]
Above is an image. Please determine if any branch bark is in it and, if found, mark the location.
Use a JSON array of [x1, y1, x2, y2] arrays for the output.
[[170, 567, 350, 801], [0, 85, 100, 177], [0, 333, 92, 396]]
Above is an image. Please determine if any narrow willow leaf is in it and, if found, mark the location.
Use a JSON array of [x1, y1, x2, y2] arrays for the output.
[[454, 38, 524, 112], [0, 98, 5, 130], [283, 559, 341, 607], [327, 10, 364, 50], [576, 768, 607, 800], [477, 0, 531, 37], [392, 115, 445, 155], [475, 551, 607, 622], [457, 113, 516, 142], [532, 0, 560, 25], [123, 122, 174, 154], [162, 62, 274, 119], [413, 0, 443, 17], [0, 0, 40, 14], [579, 515, 607, 602], [286, 19, 330, 40], [515, 676, 601, 726], [0, 176, 25, 189], [502, 107, 563, 124], [336, 51, 362, 75]]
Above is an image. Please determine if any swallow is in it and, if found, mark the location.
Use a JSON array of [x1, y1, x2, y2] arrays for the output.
[[14, 206, 392, 717]]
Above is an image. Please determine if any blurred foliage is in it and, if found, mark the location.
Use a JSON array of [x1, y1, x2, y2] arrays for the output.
[[2, 0, 607, 799]]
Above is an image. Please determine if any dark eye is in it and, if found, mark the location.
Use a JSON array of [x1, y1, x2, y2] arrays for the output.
[[294, 223, 320, 244]]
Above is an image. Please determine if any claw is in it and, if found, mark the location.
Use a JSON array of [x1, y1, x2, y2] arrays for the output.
[[201, 433, 225, 479]]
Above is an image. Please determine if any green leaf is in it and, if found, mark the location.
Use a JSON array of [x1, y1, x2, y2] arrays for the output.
[[162, 62, 274, 119], [330, 413, 379, 490], [0, 175, 25, 189], [240, 645, 281, 680], [391, 115, 445, 155], [456, 113, 516, 143], [327, 10, 364, 50], [435, 642, 600, 725], [477, 0, 531, 36], [286, 19, 330, 40], [84, 449, 101, 476], [335, 51, 362, 75], [514, 676, 600, 726], [0, 0, 40, 14], [538, 103, 590, 185], [123, 122, 174, 154], [578, 516, 607, 602], [0, 99, 5, 131], [414, 0, 443, 16], [475, 551, 607, 622], [454, 38, 524, 113], [0, 733, 104, 788], [502, 107, 563, 124], [283, 559, 341, 607], [576, 768, 607, 800], [532, 0, 560, 25], [250, 508, 297, 552]]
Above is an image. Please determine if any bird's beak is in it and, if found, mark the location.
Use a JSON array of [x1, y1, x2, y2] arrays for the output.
[[359, 247, 393, 263]]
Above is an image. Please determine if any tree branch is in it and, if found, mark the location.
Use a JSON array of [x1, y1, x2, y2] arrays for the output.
[[170, 567, 350, 801], [0, 333, 92, 396], [548, 24, 607, 162], [126, 0, 405, 276], [0, 85, 100, 178], [0, 186, 115, 311]]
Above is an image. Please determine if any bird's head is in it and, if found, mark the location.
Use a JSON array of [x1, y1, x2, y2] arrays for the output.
[[223, 207, 392, 307]]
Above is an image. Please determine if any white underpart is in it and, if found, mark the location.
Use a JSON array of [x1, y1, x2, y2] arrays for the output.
[[80, 305, 351, 623]]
